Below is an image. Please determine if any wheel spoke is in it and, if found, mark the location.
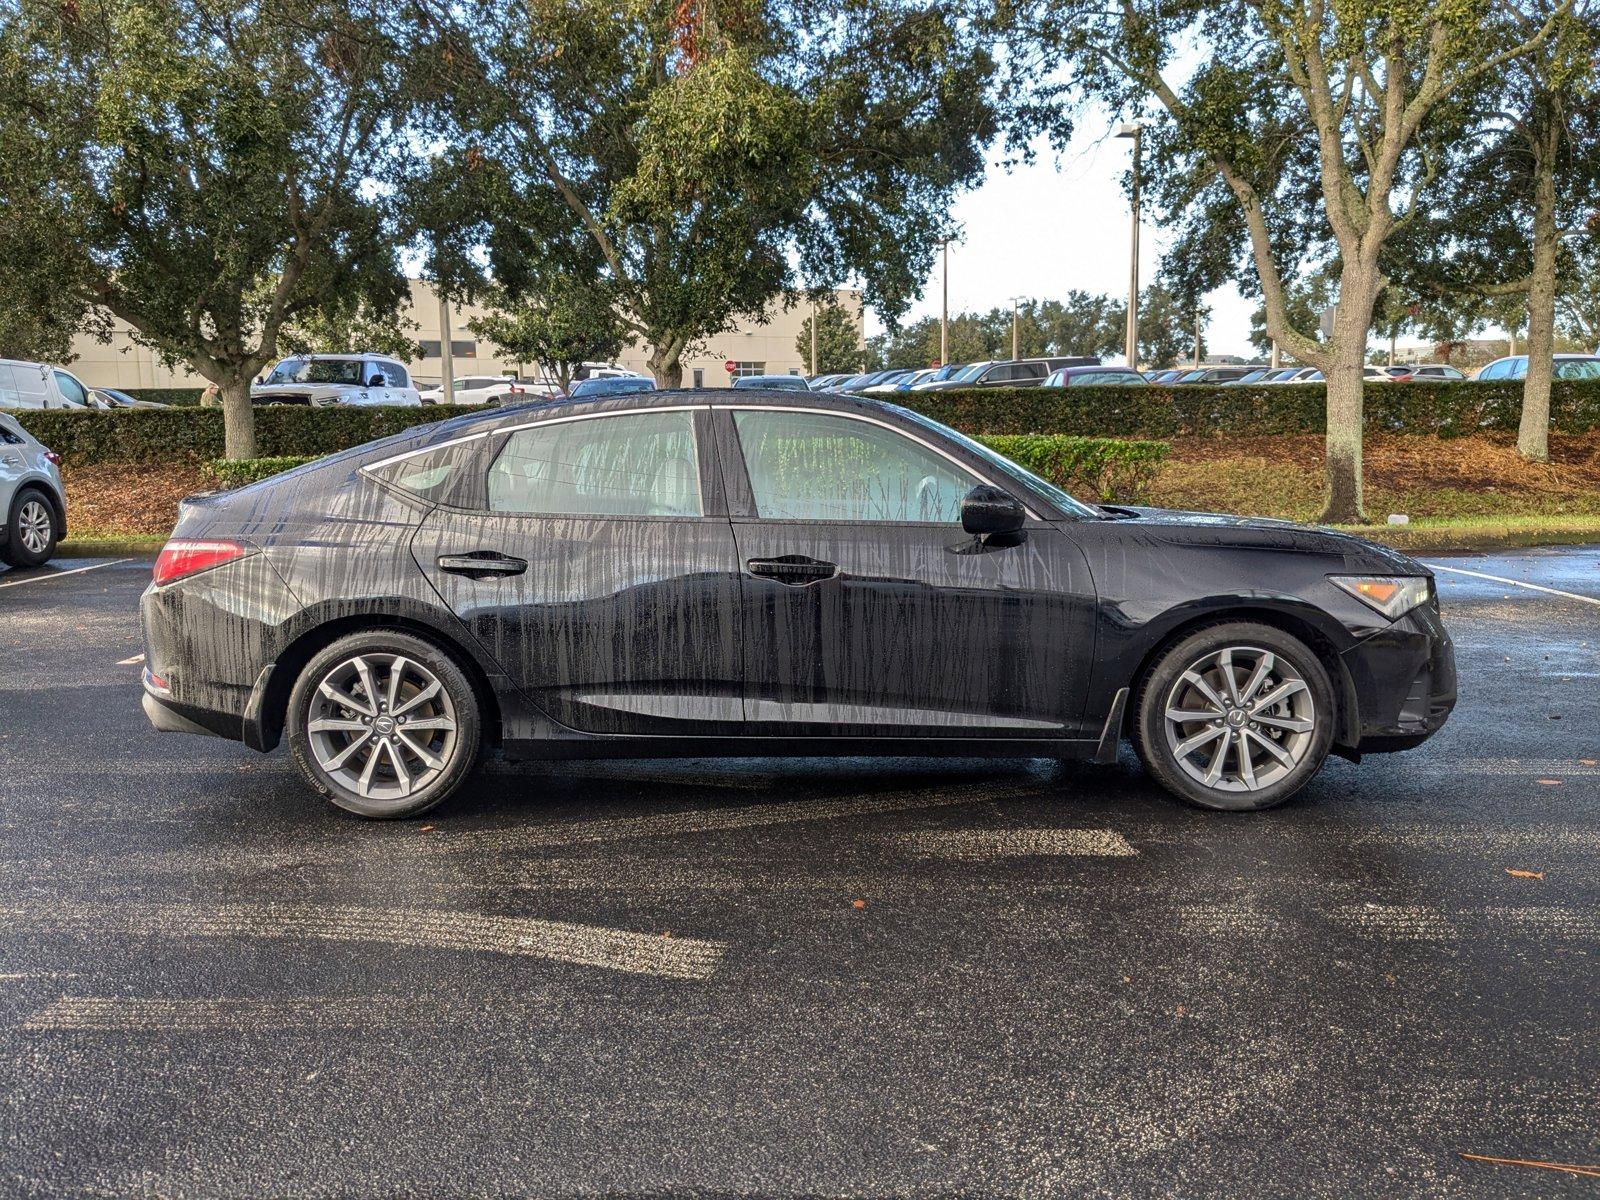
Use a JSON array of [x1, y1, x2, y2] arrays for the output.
[[1238, 652, 1275, 703], [387, 657, 407, 713], [1218, 648, 1242, 703], [392, 680, 440, 717], [1253, 678, 1307, 711], [397, 730, 445, 770], [1246, 728, 1295, 767], [1181, 670, 1227, 712], [1201, 734, 1229, 786], [401, 715, 455, 732], [352, 656, 380, 712], [309, 717, 369, 734], [322, 731, 373, 772], [1253, 712, 1313, 734], [1167, 707, 1222, 724], [318, 679, 374, 717], [356, 743, 381, 796], [386, 740, 412, 794], [1235, 729, 1258, 789], [1174, 725, 1225, 758]]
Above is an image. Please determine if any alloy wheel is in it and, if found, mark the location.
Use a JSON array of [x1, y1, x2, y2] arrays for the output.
[[18, 500, 51, 555], [306, 653, 459, 801], [1161, 645, 1317, 793]]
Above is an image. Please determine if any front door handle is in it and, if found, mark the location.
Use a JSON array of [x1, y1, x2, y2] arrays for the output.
[[747, 556, 838, 585], [438, 552, 527, 578]]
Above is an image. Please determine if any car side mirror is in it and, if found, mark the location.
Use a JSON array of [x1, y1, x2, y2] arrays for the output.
[[366, 375, 385, 388], [961, 484, 1026, 541]]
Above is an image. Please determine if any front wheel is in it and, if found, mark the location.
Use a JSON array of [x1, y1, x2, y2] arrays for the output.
[[286, 631, 481, 819], [1132, 622, 1335, 812]]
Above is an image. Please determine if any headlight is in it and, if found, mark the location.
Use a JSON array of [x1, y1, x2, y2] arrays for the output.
[[1330, 575, 1431, 619]]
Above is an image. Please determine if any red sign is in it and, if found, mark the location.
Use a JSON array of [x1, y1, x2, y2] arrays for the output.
[[724, 360, 738, 374]]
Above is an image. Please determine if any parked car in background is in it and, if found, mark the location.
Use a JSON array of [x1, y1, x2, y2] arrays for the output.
[[1475, 354, 1600, 381], [252, 355, 422, 407], [863, 370, 923, 394], [1146, 369, 1186, 384], [88, 387, 168, 409], [567, 376, 657, 399], [1043, 366, 1148, 387], [731, 375, 811, 391], [139, 389, 1457, 819], [0, 411, 65, 568], [916, 357, 1100, 390], [0, 361, 93, 409], [807, 374, 853, 390], [836, 370, 904, 393], [418, 375, 558, 406], [883, 368, 940, 391], [915, 363, 972, 387], [1385, 364, 1468, 381], [1169, 366, 1257, 385]]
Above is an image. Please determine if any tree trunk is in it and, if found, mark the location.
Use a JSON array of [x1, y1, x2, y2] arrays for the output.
[[1518, 147, 1559, 463], [220, 376, 257, 460], [1318, 272, 1382, 525], [648, 342, 684, 388]]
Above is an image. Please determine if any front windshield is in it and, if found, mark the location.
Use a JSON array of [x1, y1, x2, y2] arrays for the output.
[[893, 407, 1100, 519], [274, 359, 368, 385], [949, 362, 989, 383]]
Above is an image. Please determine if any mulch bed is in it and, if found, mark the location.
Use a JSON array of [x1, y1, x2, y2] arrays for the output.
[[63, 462, 213, 538]]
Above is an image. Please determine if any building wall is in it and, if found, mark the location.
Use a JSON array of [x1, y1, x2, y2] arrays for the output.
[[67, 281, 865, 390]]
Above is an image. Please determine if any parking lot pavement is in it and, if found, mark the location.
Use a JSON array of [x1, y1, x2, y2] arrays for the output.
[[0, 549, 1596, 1198]]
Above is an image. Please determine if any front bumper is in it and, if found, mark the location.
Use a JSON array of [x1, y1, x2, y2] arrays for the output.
[[1340, 599, 1457, 753]]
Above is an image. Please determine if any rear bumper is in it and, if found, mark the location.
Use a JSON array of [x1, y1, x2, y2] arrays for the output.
[[1340, 600, 1457, 753], [142, 689, 228, 739]]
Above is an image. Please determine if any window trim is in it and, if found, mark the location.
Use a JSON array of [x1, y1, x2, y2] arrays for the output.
[[721, 405, 1041, 523]]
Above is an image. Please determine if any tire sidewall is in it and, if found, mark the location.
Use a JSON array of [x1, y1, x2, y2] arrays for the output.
[[286, 630, 481, 819], [1134, 621, 1336, 812], [6, 488, 58, 568]]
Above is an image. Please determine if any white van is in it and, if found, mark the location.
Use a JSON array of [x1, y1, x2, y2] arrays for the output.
[[0, 361, 94, 409]]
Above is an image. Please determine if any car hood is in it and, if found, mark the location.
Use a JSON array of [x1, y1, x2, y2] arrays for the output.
[[1095, 505, 1426, 573]]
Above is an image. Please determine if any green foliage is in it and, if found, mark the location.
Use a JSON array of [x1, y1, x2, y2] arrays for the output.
[[796, 303, 867, 374], [122, 389, 206, 407], [468, 283, 627, 389], [0, 0, 421, 458], [12, 407, 431, 466], [279, 302, 422, 362], [977, 434, 1169, 502], [206, 457, 319, 488], [411, 0, 1016, 383]]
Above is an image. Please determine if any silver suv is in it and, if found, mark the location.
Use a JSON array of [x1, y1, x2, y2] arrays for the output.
[[0, 412, 65, 567]]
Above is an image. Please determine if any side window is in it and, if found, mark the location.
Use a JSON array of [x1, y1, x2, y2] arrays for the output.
[[53, 371, 89, 406], [379, 361, 409, 388], [733, 409, 979, 523], [0, 364, 19, 406], [267, 359, 304, 385], [1014, 362, 1047, 380], [488, 410, 702, 517]]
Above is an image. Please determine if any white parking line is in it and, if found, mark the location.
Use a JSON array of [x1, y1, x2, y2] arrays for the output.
[[2, 902, 727, 980], [888, 828, 1137, 859], [1428, 563, 1600, 607], [0, 558, 132, 590], [24, 996, 443, 1032]]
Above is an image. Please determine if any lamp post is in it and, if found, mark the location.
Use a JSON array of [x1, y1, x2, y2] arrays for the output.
[[438, 293, 455, 406], [940, 238, 951, 366], [810, 296, 819, 375], [1011, 297, 1022, 361], [1115, 122, 1143, 369]]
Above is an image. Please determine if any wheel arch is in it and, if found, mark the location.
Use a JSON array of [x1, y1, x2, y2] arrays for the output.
[[11, 477, 66, 540], [251, 610, 504, 753], [1122, 603, 1361, 752]]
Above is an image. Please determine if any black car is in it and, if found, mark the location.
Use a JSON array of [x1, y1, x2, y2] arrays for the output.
[[916, 357, 1100, 390], [140, 390, 1456, 819]]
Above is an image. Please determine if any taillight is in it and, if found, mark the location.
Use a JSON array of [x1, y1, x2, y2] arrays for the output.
[[44, 450, 61, 465], [152, 539, 248, 586]]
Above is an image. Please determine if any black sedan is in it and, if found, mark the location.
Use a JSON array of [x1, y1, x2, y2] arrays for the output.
[[139, 390, 1456, 819]]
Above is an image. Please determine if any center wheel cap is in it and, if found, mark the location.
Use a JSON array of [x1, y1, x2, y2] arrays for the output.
[[374, 716, 395, 736]]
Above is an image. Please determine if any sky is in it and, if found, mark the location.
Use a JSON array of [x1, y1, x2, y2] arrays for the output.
[[863, 121, 1260, 363]]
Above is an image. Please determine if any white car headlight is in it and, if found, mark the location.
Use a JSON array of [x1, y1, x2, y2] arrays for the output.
[[1330, 575, 1432, 619]]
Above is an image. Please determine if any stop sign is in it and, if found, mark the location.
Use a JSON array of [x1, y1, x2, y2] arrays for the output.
[[724, 360, 738, 374]]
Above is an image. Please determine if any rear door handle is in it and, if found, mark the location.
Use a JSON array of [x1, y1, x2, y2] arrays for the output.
[[438, 552, 527, 578], [747, 556, 838, 584]]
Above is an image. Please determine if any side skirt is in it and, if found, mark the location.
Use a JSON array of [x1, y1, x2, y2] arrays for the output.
[[501, 734, 1102, 762]]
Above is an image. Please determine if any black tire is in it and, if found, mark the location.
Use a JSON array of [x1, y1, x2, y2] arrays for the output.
[[1, 487, 60, 568], [1131, 621, 1335, 812], [286, 630, 482, 819]]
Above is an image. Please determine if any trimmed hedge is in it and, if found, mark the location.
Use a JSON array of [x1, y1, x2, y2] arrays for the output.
[[123, 388, 205, 407], [13, 406, 431, 466], [978, 434, 1168, 502], [201, 438, 1170, 504], [900, 379, 1600, 438], [205, 456, 318, 488]]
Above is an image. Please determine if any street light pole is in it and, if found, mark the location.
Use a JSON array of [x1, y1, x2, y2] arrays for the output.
[[1116, 122, 1143, 369], [1011, 297, 1020, 361], [940, 239, 950, 366], [810, 296, 819, 375], [438, 293, 456, 406]]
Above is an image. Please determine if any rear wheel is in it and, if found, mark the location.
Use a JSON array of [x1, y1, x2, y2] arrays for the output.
[[1132, 622, 1335, 812], [286, 631, 481, 819], [1, 488, 59, 568]]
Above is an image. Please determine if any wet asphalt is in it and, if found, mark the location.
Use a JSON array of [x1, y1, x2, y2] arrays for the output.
[[0, 547, 1595, 1198]]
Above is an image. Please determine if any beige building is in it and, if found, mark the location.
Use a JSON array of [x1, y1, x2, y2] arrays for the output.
[[69, 280, 865, 390]]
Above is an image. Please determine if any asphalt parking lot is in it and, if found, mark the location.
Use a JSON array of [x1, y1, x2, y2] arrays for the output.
[[1, 547, 1596, 1197]]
